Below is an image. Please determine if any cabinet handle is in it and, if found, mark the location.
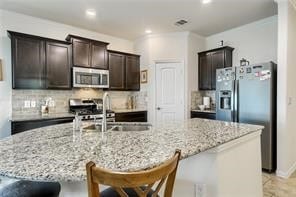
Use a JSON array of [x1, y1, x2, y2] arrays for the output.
[[156, 107, 161, 110]]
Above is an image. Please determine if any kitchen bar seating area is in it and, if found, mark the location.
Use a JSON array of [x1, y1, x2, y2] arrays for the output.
[[1, 0, 296, 196]]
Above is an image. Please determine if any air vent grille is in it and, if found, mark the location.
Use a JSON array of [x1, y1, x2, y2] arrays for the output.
[[175, 20, 188, 26]]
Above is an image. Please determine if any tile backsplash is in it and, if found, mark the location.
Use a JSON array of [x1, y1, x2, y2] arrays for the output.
[[12, 89, 148, 116], [191, 90, 216, 110]]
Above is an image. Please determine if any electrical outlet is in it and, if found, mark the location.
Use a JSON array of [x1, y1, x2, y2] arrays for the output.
[[31, 100, 36, 108], [24, 101, 31, 108], [195, 183, 207, 197], [49, 100, 55, 107]]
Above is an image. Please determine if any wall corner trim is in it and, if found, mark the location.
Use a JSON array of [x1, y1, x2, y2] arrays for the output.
[[276, 160, 296, 178]]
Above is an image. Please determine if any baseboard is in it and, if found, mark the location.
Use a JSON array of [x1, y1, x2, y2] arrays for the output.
[[276, 160, 296, 178]]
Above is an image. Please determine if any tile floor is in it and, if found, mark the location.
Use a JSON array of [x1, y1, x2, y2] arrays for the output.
[[263, 171, 296, 197]]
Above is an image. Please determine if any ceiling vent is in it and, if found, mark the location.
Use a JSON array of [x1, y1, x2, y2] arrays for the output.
[[174, 20, 188, 26]]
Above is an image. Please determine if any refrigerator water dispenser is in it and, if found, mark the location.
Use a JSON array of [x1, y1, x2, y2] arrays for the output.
[[219, 91, 232, 110]]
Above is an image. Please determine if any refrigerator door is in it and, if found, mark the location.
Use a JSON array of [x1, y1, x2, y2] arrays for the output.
[[236, 62, 276, 171], [216, 67, 236, 122]]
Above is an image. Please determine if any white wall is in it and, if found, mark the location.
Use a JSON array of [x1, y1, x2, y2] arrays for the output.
[[187, 33, 206, 114], [134, 32, 188, 123], [134, 32, 205, 123], [276, 0, 296, 178], [206, 16, 278, 66], [0, 10, 134, 138], [0, 10, 11, 138]]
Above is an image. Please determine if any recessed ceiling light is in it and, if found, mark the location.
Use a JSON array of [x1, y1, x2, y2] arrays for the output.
[[145, 29, 152, 34], [202, 0, 212, 4], [86, 9, 96, 17]]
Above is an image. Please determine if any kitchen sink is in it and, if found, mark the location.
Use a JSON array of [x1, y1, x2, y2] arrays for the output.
[[110, 124, 151, 132], [82, 123, 151, 132], [82, 124, 115, 132]]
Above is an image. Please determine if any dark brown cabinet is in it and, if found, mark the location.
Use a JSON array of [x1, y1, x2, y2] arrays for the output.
[[11, 117, 74, 135], [72, 38, 91, 67], [108, 50, 140, 91], [46, 41, 72, 89], [108, 52, 126, 90], [125, 56, 140, 90], [66, 35, 109, 69], [198, 46, 234, 90], [191, 111, 216, 120], [8, 31, 72, 90], [10, 34, 46, 89], [115, 111, 147, 122]]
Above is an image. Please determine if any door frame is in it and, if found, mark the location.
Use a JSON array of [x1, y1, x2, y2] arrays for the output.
[[151, 59, 185, 125]]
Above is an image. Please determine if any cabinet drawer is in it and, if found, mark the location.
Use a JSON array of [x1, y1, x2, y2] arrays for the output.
[[191, 111, 216, 120], [115, 111, 147, 122]]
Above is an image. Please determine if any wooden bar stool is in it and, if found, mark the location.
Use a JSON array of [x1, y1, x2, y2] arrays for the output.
[[86, 150, 181, 197]]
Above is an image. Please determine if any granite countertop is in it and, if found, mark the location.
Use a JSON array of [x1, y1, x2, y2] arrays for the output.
[[10, 113, 75, 122], [113, 109, 147, 113], [191, 109, 216, 114], [0, 119, 263, 182]]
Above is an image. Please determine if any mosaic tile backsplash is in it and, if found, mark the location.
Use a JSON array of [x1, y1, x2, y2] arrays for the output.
[[12, 89, 148, 116]]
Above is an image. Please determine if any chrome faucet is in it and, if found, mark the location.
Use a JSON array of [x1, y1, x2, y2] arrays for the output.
[[102, 92, 111, 133]]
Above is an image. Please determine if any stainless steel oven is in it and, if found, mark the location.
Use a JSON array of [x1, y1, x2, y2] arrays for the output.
[[73, 67, 109, 88]]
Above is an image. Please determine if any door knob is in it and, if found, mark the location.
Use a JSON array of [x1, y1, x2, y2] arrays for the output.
[[157, 107, 161, 110]]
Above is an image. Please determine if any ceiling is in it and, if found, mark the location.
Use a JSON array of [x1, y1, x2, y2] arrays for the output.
[[0, 0, 277, 40]]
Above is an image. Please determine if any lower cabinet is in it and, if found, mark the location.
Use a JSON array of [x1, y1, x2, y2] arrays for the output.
[[115, 111, 147, 122], [11, 117, 74, 135], [191, 111, 216, 120]]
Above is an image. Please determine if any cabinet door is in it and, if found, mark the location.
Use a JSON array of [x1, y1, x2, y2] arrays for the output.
[[72, 38, 91, 67], [12, 36, 45, 89], [211, 50, 225, 90], [46, 41, 72, 89], [91, 42, 108, 69], [199, 53, 212, 90], [109, 52, 125, 90], [125, 55, 140, 90]]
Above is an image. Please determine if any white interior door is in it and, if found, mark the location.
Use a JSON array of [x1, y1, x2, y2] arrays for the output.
[[155, 62, 184, 124]]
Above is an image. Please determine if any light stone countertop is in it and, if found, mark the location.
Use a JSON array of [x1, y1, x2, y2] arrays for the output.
[[113, 109, 147, 113], [0, 119, 263, 182], [10, 113, 75, 122]]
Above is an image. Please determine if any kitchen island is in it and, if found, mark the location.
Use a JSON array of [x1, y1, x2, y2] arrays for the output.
[[0, 119, 263, 197]]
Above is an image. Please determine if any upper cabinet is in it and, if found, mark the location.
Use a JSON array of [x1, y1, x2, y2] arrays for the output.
[[108, 52, 126, 90], [125, 55, 140, 90], [66, 35, 109, 69], [46, 41, 72, 89], [8, 31, 72, 89], [198, 46, 234, 90], [108, 50, 140, 91]]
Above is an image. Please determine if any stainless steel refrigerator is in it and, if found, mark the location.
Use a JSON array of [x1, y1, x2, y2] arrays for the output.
[[216, 62, 277, 172]]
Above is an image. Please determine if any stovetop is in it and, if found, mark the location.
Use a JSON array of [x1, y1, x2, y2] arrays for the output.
[[70, 108, 114, 116]]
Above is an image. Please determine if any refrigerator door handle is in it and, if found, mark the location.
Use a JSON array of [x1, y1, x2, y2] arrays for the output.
[[231, 81, 235, 121], [234, 80, 239, 122]]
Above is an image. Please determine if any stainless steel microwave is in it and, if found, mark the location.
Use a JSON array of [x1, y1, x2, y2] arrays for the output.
[[73, 67, 109, 88]]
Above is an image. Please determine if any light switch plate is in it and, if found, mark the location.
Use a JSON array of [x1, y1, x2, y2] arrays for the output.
[[24, 101, 31, 108]]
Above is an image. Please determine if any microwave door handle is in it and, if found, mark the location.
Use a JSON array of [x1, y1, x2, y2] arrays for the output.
[[100, 74, 103, 85]]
